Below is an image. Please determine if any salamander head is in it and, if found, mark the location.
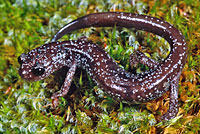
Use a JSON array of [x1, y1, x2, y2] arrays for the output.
[[18, 41, 71, 81]]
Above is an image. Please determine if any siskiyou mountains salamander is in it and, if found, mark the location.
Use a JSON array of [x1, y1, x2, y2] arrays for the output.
[[18, 12, 187, 120]]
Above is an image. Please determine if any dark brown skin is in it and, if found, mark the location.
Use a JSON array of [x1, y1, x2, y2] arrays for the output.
[[18, 12, 187, 120]]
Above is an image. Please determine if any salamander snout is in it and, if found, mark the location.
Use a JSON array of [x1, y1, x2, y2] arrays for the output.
[[18, 53, 46, 81], [18, 53, 26, 64]]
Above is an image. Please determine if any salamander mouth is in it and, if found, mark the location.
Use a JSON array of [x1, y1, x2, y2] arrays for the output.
[[18, 68, 40, 81], [18, 69, 29, 80]]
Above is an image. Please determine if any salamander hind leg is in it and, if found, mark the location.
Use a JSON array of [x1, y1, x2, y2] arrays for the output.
[[161, 79, 179, 121], [51, 61, 77, 108], [130, 50, 159, 69]]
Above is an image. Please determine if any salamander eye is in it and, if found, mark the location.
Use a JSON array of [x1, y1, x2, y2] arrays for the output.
[[18, 53, 26, 64], [32, 67, 45, 76]]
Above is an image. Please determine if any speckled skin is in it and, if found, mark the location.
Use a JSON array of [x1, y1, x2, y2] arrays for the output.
[[18, 12, 187, 120]]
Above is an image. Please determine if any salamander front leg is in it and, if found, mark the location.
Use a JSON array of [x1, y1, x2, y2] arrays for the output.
[[130, 51, 159, 70], [161, 79, 179, 120], [51, 61, 77, 108]]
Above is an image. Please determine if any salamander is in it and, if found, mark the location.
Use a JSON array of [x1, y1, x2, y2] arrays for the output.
[[18, 12, 187, 120]]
